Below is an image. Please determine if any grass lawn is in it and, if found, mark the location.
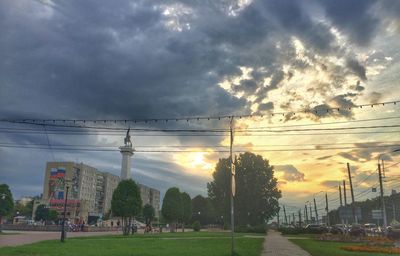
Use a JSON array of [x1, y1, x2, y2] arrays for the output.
[[0, 232, 264, 256], [290, 239, 392, 256]]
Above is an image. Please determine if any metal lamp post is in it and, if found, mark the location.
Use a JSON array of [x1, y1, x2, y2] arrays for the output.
[[61, 182, 70, 242]]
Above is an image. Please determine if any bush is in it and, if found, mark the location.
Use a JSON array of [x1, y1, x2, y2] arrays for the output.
[[192, 221, 201, 232], [235, 225, 267, 234], [278, 227, 306, 235]]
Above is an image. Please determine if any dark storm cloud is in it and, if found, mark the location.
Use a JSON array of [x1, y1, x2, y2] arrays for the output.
[[321, 0, 379, 46], [346, 59, 367, 81], [0, 0, 398, 199], [275, 164, 305, 182], [320, 180, 340, 188]]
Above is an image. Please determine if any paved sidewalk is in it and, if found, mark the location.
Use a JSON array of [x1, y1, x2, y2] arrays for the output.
[[0, 230, 121, 247], [261, 230, 311, 256]]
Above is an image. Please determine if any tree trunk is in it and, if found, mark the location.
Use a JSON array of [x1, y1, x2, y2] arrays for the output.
[[169, 222, 176, 232]]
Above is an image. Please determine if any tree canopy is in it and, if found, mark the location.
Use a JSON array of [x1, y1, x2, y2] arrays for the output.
[[162, 187, 182, 224], [208, 152, 281, 226], [0, 184, 14, 223], [181, 192, 192, 225], [142, 204, 155, 225], [111, 179, 142, 235], [191, 195, 216, 225]]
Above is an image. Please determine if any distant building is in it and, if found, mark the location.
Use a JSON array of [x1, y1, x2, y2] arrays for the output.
[[139, 183, 160, 217], [35, 161, 160, 223], [15, 196, 33, 206]]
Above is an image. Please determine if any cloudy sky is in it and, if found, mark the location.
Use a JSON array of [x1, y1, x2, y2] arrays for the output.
[[1, 0, 400, 214]]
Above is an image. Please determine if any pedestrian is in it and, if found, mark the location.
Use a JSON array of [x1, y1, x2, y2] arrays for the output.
[[111, 221, 114, 228]]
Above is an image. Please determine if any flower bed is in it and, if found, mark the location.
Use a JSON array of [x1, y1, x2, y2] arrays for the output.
[[341, 245, 400, 254]]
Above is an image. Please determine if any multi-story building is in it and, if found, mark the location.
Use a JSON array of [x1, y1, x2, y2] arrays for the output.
[[139, 183, 161, 217], [36, 162, 120, 223], [36, 161, 160, 223]]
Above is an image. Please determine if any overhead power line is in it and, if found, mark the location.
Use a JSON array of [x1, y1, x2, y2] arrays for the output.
[[0, 144, 399, 152], [0, 100, 398, 124]]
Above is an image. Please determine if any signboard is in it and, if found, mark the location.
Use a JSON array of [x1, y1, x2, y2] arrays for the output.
[[372, 209, 383, 220]]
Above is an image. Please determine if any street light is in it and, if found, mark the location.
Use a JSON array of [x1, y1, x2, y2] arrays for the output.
[[61, 180, 71, 242]]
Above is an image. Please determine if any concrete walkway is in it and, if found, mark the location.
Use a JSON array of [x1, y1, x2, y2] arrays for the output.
[[0, 230, 121, 247], [261, 230, 311, 256]]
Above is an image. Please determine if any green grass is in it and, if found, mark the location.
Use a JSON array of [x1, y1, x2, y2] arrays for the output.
[[290, 239, 391, 256], [0, 232, 264, 256]]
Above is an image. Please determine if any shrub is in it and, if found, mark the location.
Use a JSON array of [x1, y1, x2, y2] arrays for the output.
[[278, 227, 306, 235], [235, 225, 267, 234], [192, 221, 201, 232]]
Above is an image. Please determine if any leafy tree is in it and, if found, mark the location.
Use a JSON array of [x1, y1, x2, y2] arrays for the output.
[[142, 204, 155, 225], [191, 195, 216, 225], [14, 200, 34, 218], [111, 179, 142, 235], [35, 204, 49, 221], [0, 184, 14, 227], [48, 210, 59, 222], [181, 192, 192, 231], [162, 187, 182, 232], [208, 152, 281, 227]]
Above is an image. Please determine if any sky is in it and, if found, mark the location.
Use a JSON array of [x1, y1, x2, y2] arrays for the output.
[[0, 0, 400, 214]]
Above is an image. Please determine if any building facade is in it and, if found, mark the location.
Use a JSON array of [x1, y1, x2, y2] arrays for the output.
[[138, 183, 160, 217], [39, 162, 120, 223], [37, 161, 160, 223]]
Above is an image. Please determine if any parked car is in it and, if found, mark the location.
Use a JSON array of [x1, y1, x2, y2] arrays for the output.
[[305, 224, 327, 234], [330, 224, 347, 234], [387, 224, 400, 239], [349, 224, 366, 236]]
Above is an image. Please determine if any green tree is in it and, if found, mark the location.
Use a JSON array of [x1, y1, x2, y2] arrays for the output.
[[208, 152, 281, 227], [0, 184, 14, 228], [191, 195, 216, 225], [111, 179, 142, 235], [142, 204, 155, 226], [48, 210, 59, 222], [162, 187, 182, 232], [181, 192, 192, 232], [34, 204, 49, 221]]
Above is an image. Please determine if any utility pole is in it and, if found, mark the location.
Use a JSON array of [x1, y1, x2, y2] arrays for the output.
[[277, 208, 280, 227], [292, 213, 295, 226], [229, 117, 235, 256], [298, 210, 302, 227], [314, 198, 319, 225], [309, 203, 313, 223], [343, 180, 347, 206], [393, 202, 397, 222], [339, 185, 343, 207], [283, 205, 288, 225], [304, 205, 308, 225], [378, 163, 388, 229], [325, 193, 330, 226], [347, 163, 357, 224], [288, 214, 291, 225]]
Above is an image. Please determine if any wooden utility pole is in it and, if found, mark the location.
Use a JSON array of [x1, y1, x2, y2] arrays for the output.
[[378, 163, 388, 229], [283, 205, 288, 225], [343, 180, 347, 206], [314, 198, 319, 225], [347, 163, 357, 224], [304, 205, 309, 224], [298, 210, 302, 227], [325, 193, 330, 226], [339, 185, 343, 207], [309, 203, 313, 223], [277, 209, 280, 227]]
